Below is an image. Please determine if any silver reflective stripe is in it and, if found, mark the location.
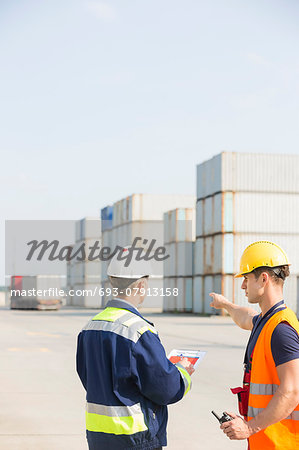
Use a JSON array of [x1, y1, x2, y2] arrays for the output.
[[116, 312, 136, 324], [247, 406, 263, 418], [248, 406, 299, 421], [82, 320, 140, 343], [86, 402, 142, 417], [126, 320, 154, 336], [82, 312, 133, 330], [250, 383, 279, 395], [289, 410, 299, 421], [82, 314, 156, 343]]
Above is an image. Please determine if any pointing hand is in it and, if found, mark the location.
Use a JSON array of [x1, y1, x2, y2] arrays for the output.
[[209, 292, 230, 309]]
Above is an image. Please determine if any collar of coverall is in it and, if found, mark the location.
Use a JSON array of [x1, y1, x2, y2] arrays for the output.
[[106, 299, 155, 327]]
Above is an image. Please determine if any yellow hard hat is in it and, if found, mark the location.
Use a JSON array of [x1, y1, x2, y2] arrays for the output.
[[235, 241, 290, 278]]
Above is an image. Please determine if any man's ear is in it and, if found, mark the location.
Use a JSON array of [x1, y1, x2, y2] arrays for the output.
[[137, 279, 144, 290], [261, 272, 270, 284]]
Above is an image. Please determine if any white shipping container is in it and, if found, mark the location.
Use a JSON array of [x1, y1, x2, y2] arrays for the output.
[[67, 259, 76, 288], [113, 194, 195, 227], [163, 277, 192, 312], [234, 192, 299, 234], [193, 275, 234, 314], [164, 208, 195, 244], [197, 152, 299, 199], [164, 243, 176, 277], [196, 199, 204, 238], [83, 238, 102, 258], [176, 277, 184, 312], [74, 261, 85, 284], [196, 193, 234, 237], [101, 230, 113, 281], [84, 261, 101, 283], [163, 277, 176, 312], [101, 262, 109, 283], [193, 238, 204, 276], [193, 235, 234, 275], [177, 277, 193, 312], [75, 218, 101, 242], [102, 229, 112, 249], [112, 222, 164, 250], [176, 242, 193, 277], [203, 276, 214, 314], [193, 276, 203, 313], [72, 282, 103, 308], [164, 242, 193, 277], [193, 233, 299, 277], [197, 191, 299, 237], [204, 194, 223, 236]]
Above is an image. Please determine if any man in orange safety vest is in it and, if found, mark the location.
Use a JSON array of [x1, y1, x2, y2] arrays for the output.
[[210, 241, 299, 450]]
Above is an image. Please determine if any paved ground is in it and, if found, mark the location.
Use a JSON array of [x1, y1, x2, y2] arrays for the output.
[[0, 306, 250, 450]]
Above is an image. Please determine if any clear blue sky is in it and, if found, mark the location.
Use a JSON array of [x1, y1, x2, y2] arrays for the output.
[[1, 0, 299, 281]]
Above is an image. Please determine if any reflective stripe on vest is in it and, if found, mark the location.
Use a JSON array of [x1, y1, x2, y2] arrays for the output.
[[249, 382, 279, 396], [82, 307, 158, 343], [248, 406, 299, 421], [176, 363, 192, 396], [247, 307, 299, 449], [86, 401, 148, 435]]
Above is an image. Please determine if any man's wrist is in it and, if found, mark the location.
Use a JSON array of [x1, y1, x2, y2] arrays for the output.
[[223, 301, 233, 312], [247, 418, 262, 436]]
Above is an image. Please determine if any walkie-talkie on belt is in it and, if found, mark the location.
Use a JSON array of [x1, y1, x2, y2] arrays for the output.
[[211, 410, 233, 423]]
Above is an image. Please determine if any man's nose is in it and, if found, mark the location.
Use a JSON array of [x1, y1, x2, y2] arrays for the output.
[[241, 280, 246, 289]]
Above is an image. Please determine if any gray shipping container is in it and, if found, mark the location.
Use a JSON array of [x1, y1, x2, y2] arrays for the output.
[[71, 282, 103, 308], [163, 277, 192, 312], [113, 194, 195, 227], [75, 217, 101, 242], [197, 153, 299, 199], [196, 192, 299, 238], [193, 233, 299, 277], [164, 208, 195, 244], [192, 275, 233, 314]]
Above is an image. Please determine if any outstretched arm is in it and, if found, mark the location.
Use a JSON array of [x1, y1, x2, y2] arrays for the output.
[[209, 292, 258, 330]]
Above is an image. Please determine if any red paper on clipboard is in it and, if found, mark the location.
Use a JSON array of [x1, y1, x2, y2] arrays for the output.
[[168, 349, 206, 369]]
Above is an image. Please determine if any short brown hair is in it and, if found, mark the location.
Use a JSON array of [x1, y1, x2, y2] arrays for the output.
[[252, 265, 290, 284]]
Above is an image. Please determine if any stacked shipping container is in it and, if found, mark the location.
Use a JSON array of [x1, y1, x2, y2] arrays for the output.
[[101, 194, 195, 309], [101, 205, 114, 305], [193, 152, 299, 314], [163, 208, 195, 312], [67, 217, 102, 308]]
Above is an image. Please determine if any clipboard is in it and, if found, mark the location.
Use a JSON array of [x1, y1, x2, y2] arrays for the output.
[[168, 349, 206, 369]]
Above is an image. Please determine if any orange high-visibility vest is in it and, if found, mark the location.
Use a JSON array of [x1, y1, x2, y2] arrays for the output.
[[248, 307, 299, 449]]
